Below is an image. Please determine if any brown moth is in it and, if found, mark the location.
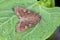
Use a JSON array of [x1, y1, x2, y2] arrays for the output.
[[14, 6, 41, 32]]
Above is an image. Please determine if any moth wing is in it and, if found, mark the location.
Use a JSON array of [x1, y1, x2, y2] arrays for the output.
[[16, 20, 30, 32], [14, 6, 26, 18]]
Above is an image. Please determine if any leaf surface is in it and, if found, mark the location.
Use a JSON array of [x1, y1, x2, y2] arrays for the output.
[[0, 0, 60, 40]]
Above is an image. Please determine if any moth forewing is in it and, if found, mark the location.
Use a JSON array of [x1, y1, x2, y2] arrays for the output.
[[14, 6, 41, 32]]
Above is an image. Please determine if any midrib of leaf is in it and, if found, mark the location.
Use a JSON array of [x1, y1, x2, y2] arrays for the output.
[[0, 10, 13, 13]]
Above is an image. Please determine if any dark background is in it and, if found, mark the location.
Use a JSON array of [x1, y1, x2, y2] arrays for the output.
[[55, 0, 60, 7], [46, 26, 60, 40]]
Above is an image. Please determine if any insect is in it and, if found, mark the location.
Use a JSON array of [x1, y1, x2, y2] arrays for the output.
[[14, 6, 41, 32]]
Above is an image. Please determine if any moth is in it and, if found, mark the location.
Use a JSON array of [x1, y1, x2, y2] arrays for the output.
[[14, 6, 41, 32]]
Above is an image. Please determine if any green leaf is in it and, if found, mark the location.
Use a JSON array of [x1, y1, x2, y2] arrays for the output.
[[0, 0, 60, 40], [37, 0, 55, 7], [38, 7, 60, 39]]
